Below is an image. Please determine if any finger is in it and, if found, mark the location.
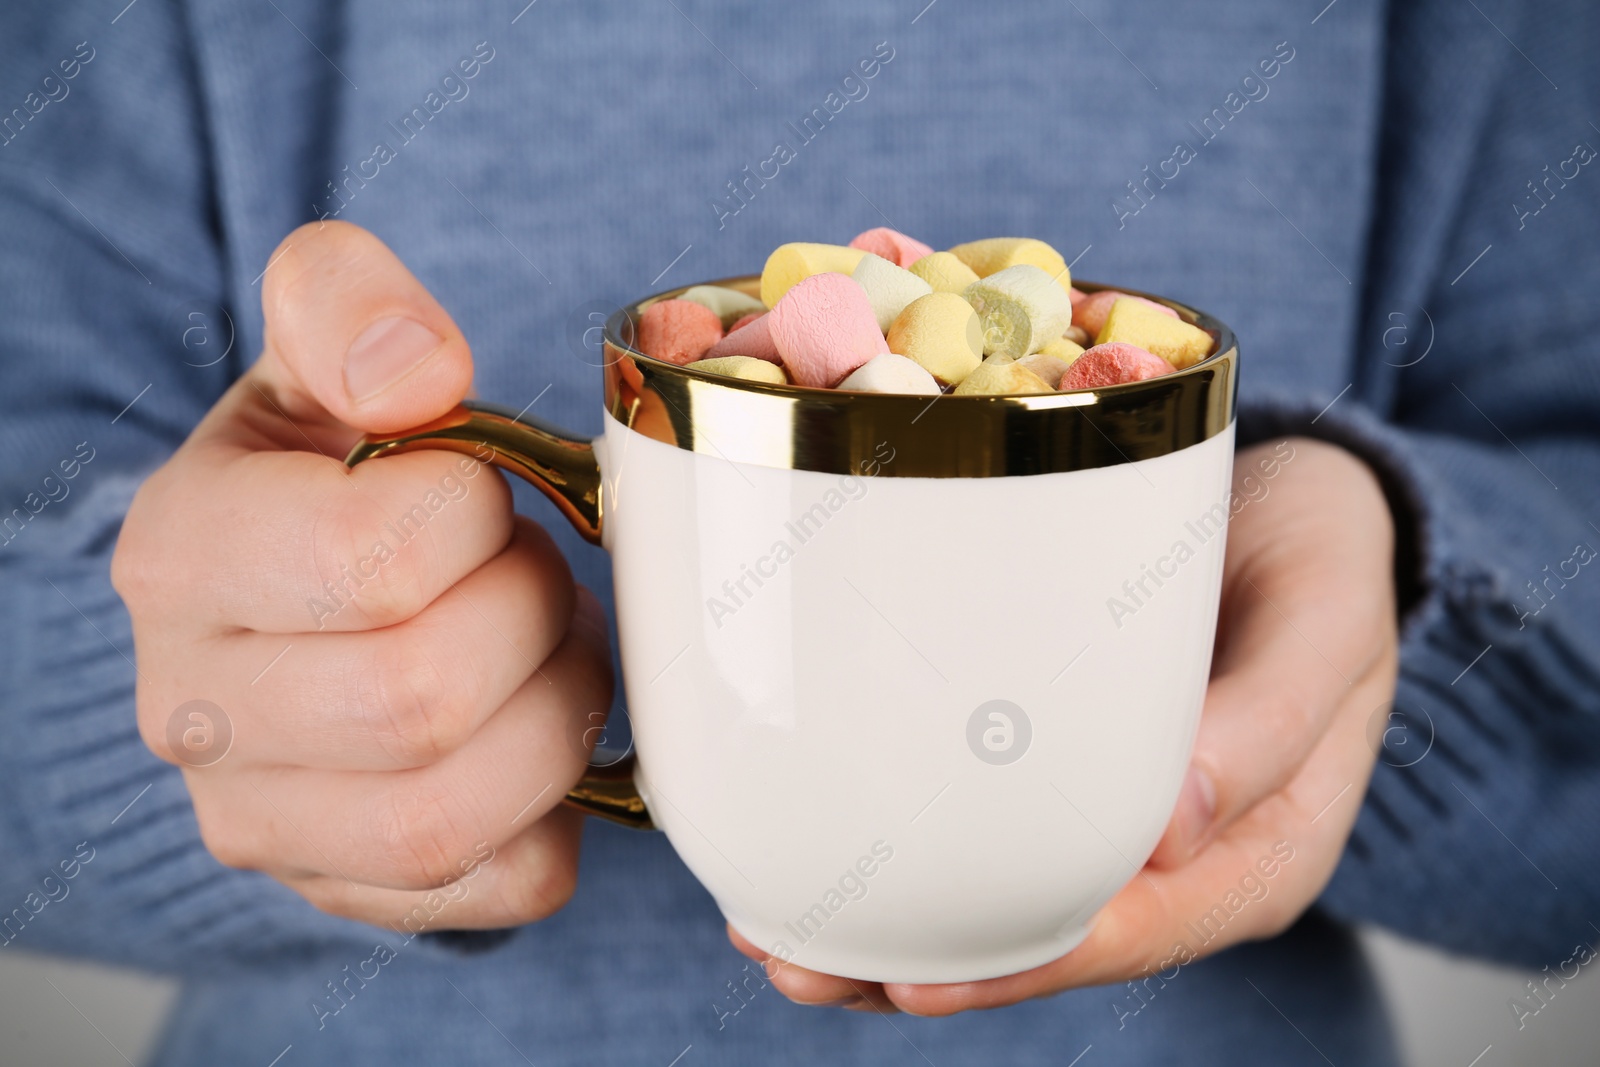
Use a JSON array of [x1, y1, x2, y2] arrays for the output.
[[118, 222, 492, 631], [197, 591, 611, 888], [1148, 539, 1394, 867], [124, 444, 515, 634], [1219, 638, 1396, 894], [287, 808, 584, 930], [177, 519, 575, 770], [255, 221, 474, 439], [170, 222, 474, 468], [725, 927, 894, 1011]]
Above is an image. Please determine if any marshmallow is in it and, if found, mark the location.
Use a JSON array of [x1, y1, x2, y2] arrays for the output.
[[849, 226, 935, 267], [689, 356, 789, 385], [677, 284, 768, 328], [885, 291, 984, 386], [952, 355, 1055, 396], [1060, 343, 1177, 390], [760, 243, 868, 307], [767, 272, 889, 388], [837, 352, 941, 395], [703, 311, 782, 363], [852, 252, 934, 332], [946, 237, 1071, 293], [963, 264, 1074, 358], [1096, 298, 1212, 368], [636, 299, 724, 366], [1016, 350, 1074, 389], [657, 233, 1208, 398], [1037, 335, 1085, 363], [1072, 290, 1178, 339], [907, 251, 981, 294]]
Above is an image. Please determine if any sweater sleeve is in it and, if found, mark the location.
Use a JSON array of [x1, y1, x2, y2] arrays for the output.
[[1245, 0, 1600, 968], [0, 0, 482, 973]]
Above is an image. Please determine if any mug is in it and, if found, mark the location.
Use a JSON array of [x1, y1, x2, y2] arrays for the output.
[[348, 276, 1238, 983]]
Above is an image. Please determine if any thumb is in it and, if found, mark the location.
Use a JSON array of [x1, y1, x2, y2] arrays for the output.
[[254, 220, 474, 436]]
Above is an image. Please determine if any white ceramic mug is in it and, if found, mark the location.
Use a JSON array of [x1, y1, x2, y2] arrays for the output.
[[350, 276, 1239, 983]]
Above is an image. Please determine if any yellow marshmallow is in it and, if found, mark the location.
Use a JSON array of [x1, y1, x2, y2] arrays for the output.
[[907, 251, 981, 294], [885, 292, 984, 386], [952, 355, 1054, 396], [1038, 336, 1085, 363], [760, 243, 867, 307], [688, 356, 789, 385], [946, 237, 1071, 293], [1095, 298, 1213, 368]]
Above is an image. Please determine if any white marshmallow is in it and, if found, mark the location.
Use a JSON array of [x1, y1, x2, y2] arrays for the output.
[[677, 285, 768, 328], [963, 264, 1074, 358], [836, 352, 942, 395], [851, 253, 934, 333]]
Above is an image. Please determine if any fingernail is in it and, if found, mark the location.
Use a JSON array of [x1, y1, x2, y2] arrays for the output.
[[344, 316, 443, 402], [1176, 766, 1217, 858]]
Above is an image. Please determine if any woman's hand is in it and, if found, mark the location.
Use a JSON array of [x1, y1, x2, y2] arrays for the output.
[[113, 222, 609, 931]]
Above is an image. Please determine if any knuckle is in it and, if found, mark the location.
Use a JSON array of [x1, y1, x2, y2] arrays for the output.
[[133, 701, 178, 764], [505, 851, 578, 922], [108, 532, 144, 605], [364, 536, 437, 623], [1240, 685, 1320, 781], [369, 783, 472, 889], [296, 879, 374, 925], [350, 638, 474, 766], [192, 807, 257, 871], [307, 481, 436, 629], [295, 878, 353, 920], [529, 859, 579, 919], [1275, 687, 1321, 744], [111, 479, 177, 611]]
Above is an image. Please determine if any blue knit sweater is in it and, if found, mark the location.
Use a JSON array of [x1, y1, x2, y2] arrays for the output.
[[2, 1, 1597, 1063]]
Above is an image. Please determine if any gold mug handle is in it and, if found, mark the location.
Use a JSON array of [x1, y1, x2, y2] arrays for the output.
[[345, 401, 654, 830]]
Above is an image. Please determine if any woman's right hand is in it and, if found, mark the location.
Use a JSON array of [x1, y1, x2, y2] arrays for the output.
[[112, 221, 610, 930]]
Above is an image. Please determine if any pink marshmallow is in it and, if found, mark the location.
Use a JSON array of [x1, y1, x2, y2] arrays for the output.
[[728, 310, 765, 333], [767, 272, 889, 388], [1069, 286, 1087, 308], [1060, 343, 1177, 390], [1071, 291, 1178, 339], [636, 299, 724, 366], [848, 227, 935, 268], [703, 311, 782, 364]]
